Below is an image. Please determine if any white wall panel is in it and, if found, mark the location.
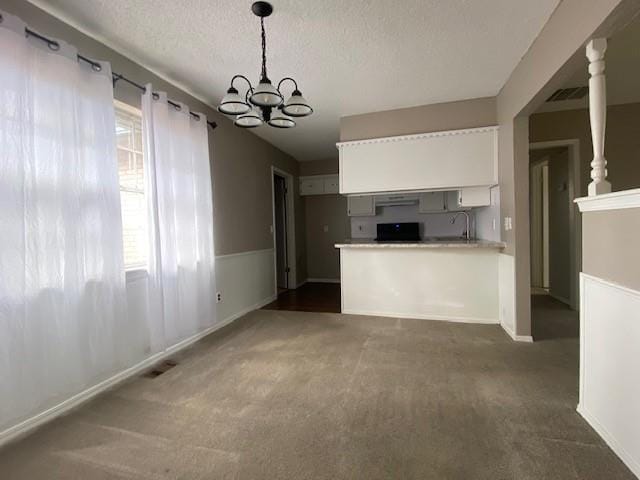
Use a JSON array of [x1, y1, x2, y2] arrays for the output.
[[215, 248, 276, 322], [340, 248, 499, 323], [578, 274, 640, 478]]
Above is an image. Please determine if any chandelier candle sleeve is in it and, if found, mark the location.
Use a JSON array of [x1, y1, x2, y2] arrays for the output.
[[218, 2, 313, 129]]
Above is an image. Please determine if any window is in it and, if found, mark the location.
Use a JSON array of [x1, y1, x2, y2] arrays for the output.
[[115, 101, 148, 270]]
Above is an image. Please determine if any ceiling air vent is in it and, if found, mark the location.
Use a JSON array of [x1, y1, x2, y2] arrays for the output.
[[546, 86, 589, 102]]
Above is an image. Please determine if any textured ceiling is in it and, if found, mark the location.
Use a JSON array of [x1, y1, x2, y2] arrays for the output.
[[29, 0, 560, 161]]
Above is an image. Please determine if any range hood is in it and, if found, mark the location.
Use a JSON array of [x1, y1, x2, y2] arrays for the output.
[[375, 193, 419, 207]]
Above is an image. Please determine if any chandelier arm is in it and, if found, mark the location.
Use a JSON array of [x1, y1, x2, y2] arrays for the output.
[[231, 74, 254, 92], [276, 77, 299, 94]]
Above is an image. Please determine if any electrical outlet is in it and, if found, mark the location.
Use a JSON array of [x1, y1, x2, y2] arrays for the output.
[[269, 225, 273, 234], [323, 225, 329, 233], [216, 292, 222, 303]]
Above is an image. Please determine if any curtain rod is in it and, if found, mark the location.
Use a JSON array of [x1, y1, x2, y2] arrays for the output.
[[21, 24, 217, 130]]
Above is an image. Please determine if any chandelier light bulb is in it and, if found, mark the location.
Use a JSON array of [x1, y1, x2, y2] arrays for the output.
[[218, 87, 251, 115], [234, 107, 263, 128], [268, 110, 296, 128], [282, 90, 313, 117], [249, 78, 283, 107]]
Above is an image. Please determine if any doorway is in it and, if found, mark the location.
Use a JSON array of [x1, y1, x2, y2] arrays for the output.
[[271, 167, 296, 295], [530, 156, 550, 294], [529, 146, 574, 307], [273, 173, 289, 290], [529, 140, 581, 312], [529, 144, 580, 341]]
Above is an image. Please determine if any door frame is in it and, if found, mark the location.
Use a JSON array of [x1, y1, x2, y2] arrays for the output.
[[529, 158, 550, 290], [529, 139, 581, 310], [270, 166, 296, 294]]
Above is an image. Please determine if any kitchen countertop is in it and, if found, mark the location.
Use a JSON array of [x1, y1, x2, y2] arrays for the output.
[[335, 238, 506, 249]]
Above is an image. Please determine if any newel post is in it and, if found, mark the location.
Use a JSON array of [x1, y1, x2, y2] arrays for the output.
[[586, 38, 611, 196]]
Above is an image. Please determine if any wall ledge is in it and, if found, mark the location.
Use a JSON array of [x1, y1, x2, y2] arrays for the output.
[[575, 188, 640, 212]]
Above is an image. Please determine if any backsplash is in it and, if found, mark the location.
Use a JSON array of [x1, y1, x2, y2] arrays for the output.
[[350, 186, 501, 241], [350, 204, 475, 239]]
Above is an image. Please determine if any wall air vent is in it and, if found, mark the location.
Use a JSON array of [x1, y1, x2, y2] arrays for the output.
[[143, 359, 178, 378], [546, 86, 589, 102]]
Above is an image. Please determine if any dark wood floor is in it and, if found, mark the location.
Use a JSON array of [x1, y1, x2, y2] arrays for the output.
[[262, 282, 341, 313]]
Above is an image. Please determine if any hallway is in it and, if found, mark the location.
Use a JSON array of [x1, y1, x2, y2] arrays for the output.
[[532, 294, 579, 341]]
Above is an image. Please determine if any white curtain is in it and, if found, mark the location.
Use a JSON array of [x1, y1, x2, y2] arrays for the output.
[[0, 12, 137, 431], [142, 86, 216, 351]]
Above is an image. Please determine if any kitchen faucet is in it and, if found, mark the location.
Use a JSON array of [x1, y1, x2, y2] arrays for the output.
[[450, 211, 471, 241]]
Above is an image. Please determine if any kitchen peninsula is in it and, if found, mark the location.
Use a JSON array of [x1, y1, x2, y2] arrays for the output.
[[336, 239, 505, 323], [334, 123, 505, 324]]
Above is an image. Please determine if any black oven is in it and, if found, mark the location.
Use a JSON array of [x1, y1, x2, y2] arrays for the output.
[[375, 222, 420, 242]]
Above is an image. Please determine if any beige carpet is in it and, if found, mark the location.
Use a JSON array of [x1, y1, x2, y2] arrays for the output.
[[0, 299, 634, 479]]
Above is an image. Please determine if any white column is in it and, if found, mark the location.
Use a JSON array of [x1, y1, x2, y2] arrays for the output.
[[586, 38, 611, 196]]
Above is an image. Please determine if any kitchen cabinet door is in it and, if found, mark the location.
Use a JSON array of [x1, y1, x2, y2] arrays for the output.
[[457, 187, 491, 208], [347, 196, 375, 216], [300, 177, 324, 196], [418, 191, 446, 213], [323, 175, 339, 194]]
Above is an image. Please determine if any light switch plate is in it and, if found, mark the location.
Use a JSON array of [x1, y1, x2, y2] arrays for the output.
[[503, 217, 513, 231]]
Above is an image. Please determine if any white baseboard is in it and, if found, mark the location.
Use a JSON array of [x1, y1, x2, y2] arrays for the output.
[[342, 308, 498, 324], [500, 321, 534, 343], [0, 293, 276, 450], [578, 404, 640, 478], [307, 278, 341, 284]]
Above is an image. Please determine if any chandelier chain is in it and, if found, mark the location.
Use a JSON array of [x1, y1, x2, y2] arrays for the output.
[[260, 17, 267, 80]]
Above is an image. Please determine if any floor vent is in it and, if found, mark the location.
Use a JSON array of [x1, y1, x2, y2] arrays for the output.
[[143, 359, 178, 378], [546, 86, 588, 102]]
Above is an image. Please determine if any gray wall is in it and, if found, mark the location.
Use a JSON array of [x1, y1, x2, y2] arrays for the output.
[[582, 207, 640, 291], [531, 103, 640, 193], [300, 159, 347, 281], [300, 158, 339, 176], [3, 0, 307, 285], [340, 97, 497, 141]]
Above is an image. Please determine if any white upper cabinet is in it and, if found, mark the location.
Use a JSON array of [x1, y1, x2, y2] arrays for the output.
[[300, 174, 339, 196], [323, 176, 339, 194], [337, 126, 498, 195], [456, 186, 492, 208], [300, 176, 324, 195], [347, 196, 375, 216]]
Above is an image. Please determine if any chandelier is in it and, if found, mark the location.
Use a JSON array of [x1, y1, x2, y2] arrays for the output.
[[218, 1, 313, 129]]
